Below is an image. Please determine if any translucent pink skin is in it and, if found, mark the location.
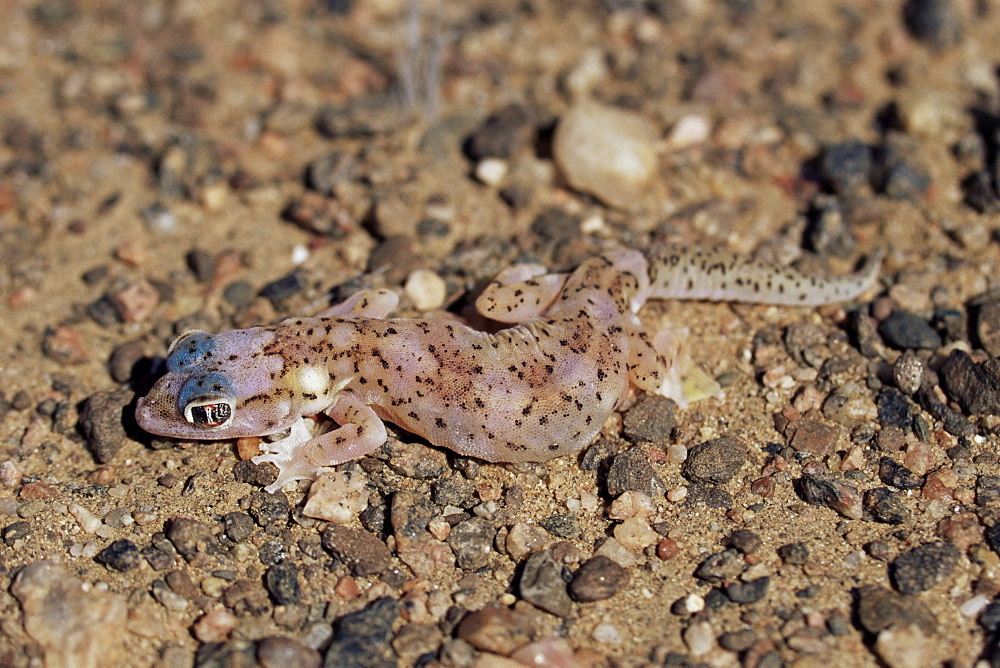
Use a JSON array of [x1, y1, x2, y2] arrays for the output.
[[136, 246, 880, 489]]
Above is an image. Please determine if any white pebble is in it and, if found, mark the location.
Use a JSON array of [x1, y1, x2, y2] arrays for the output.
[[667, 114, 711, 148], [592, 622, 622, 645], [563, 47, 609, 100], [69, 503, 102, 533], [960, 594, 990, 618], [475, 158, 508, 186], [679, 593, 705, 614], [553, 101, 658, 209], [302, 470, 369, 524], [613, 517, 659, 551], [683, 621, 716, 656], [291, 244, 310, 265], [404, 269, 447, 311], [667, 486, 688, 503]]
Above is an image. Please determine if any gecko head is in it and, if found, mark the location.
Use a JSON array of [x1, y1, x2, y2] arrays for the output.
[[136, 329, 300, 440]]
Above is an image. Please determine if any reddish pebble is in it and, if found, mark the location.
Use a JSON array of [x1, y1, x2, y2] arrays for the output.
[[43, 325, 89, 364], [86, 466, 117, 487], [114, 238, 147, 267], [0, 461, 24, 488], [236, 437, 261, 460], [7, 286, 36, 308], [109, 280, 160, 323], [656, 538, 680, 560], [751, 476, 776, 498], [192, 609, 238, 643], [936, 512, 982, 552], [335, 575, 360, 599], [20, 481, 58, 500]]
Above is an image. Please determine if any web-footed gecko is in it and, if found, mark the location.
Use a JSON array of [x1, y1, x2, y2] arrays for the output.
[[136, 245, 882, 492]]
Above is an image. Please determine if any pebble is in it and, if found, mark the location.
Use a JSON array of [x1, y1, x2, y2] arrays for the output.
[[232, 459, 278, 488], [404, 269, 447, 311], [455, 606, 533, 655], [821, 139, 872, 195], [569, 556, 629, 602], [259, 272, 305, 303], [552, 101, 658, 209], [324, 597, 400, 668], [321, 525, 392, 577], [193, 609, 238, 643], [220, 579, 269, 615], [683, 621, 716, 656], [3, 520, 30, 545], [539, 514, 580, 539], [891, 541, 961, 594], [877, 311, 942, 350], [797, 474, 863, 519], [875, 624, 934, 668], [607, 490, 656, 521], [622, 394, 677, 443], [667, 114, 710, 149], [605, 448, 665, 497], [695, 549, 744, 583], [509, 637, 575, 668], [108, 280, 160, 323], [857, 585, 938, 635], [504, 523, 551, 561], [787, 419, 840, 457], [265, 561, 300, 605], [613, 517, 660, 552], [448, 516, 496, 570], [940, 350, 1000, 415], [11, 561, 128, 667], [684, 483, 733, 509], [682, 436, 747, 485], [903, 0, 963, 50], [864, 488, 910, 524], [519, 549, 574, 618], [465, 103, 536, 160], [777, 542, 810, 565], [223, 511, 255, 543], [256, 636, 321, 668], [893, 352, 925, 395], [726, 530, 763, 555], [95, 538, 142, 572], [475, 158, 509, 186], [43, 325, 89, 364], [976, 296, 1000, 356], [978, 476, 1000, 506], [726, 577, 770, 604], [78, 388, 136, 463], [719, 629, 757, 652], [166, 517, 220, 562], [302, 470, 369, 524], [878, 388, 913, 430], [878, 457, 923, 490], [656, 538, 680, 561]]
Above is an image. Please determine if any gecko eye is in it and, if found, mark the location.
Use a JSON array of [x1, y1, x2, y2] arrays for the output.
[[183, 398, 234, 428]]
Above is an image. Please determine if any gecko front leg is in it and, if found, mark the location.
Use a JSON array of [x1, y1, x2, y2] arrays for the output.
[[252, 393, 388, 493]]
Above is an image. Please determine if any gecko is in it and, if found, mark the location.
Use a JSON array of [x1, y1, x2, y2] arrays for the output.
[[135, 245, 882, 493]]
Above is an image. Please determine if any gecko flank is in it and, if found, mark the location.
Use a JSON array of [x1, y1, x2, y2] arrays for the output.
[[136, 245, 882, 492]]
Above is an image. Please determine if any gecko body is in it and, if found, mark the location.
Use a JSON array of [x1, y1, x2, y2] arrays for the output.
[[136, 246, 881, 492]]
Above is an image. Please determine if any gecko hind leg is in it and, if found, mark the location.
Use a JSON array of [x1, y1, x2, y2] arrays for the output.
[[475, 264, 568, 323]]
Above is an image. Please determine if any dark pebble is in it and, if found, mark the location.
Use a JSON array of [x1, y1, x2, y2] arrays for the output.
[[233, 459, 278, 488], [788, 419, 840, 457], [11, 390, 32, 411], [247, 490, 290, 527], [882, 161, 932, 202], [940, 350, 1000, 415], [107, 340, 147, 384], [322, 525, 393, 577], [324, 597, 400, 668], [43, 325, 90, 364], [530, 207, 579, 243], [579, 439, 622, 471], [432, 474, 475, 508], [725, 529, 762, 555], [519, 549, 573, 617], [877, 311, 942, 350], [367, 235, 421, 285], [694, 549, 744, 583], [863, 487, 910, 524], [605, 448, 665, 497], [223, 579, 272, 616], [260, 272, 304, 303], [682, 436, 747, 485], [166, 570, 200, 600], [447, 517, 496, 570], [877, 388, 913, 430], [987, 523, 1000, 554], [726, 576, 769, 604], [265, 561, 300, 605], [777, 542, 809, 565], [142, 545, 175, 571], [186, 249, 215, 283], [980, 602, 1000, 633], [684, 483, 733, 509], [977, 476, 1000, 506], [965, 170, 1000, 214], [903, 0, 963, 50], [878, 457, 923, 490], [2, 521, 30, 546], [865, 541, 892, 561], [891, 541, 961, 594], [821, 140, 872, 196], [87, 299, 119, 330], [719, 629, 757, 652], [195, 641, 257, 666], [390, 490, 435, 545], [465, 103, 536, 160], [223, 280, 255, 309], [306, 151, 356, 196], [223, 512, 255, 543], [258, 540, 287, 566], [81, 265, 109, 285], [622, 394, 677, 443], [257, 636, 321, 668], [78, 388, 136, 463], [167, 517, 220, 561], [857, 585, 938, 635], [539, 514, 580, 539], [95, 538, 143, 572], [976, 297, 1000, 356], [569, 555, 629, 602], [797, 474, 863, 519]]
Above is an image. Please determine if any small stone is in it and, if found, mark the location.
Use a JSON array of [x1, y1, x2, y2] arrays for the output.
[[788, 419, 840, 457], [552, 101, 658, 209], [433, 474, 475, 508], [265, 561, 300, 605], [592, 622, 623, 645], [403, 269, 447, 311], [43, 325, 89, 364], [248, 490, 290, 527], [108, 340, 146, 384], [3, 520, 30, 545], [821, 140, 872, 196], [726, 530, 763, 555], [539, 514, 580, 539], [683, 621, 716, 656], [613, 517, 659, 551], [387, 441, 448, 479], [605, 448, 664, 497], [166, 517, 219, 561], [726, 577, 770, 604], [79, 388, 136, 463], [95, 538, 142, 572], [607, 490, 655, 520], [976, 298, 1000, 356], [324, 597, 399, 668], [108, 280, 160, 323], [857, 585, 938, 635], [882, 162, 932, 202], [223, 512, 255, 542], [892, 541, 961, 594], [940, 350, 1000, 415], [684, 483, 733, 509], [778, 542, 810, 565], [322, 525, 392, 577], [893, 352, 925, 395], [936, 512, 981, 551], [448, 517, 496, 570], [978, 476, 1000, 506], [367, 235, 422, 285], [864, 488, 910, 524], [504, 523, 550, 561], [903, 0, 963, 50], [695, 549, 744, 583], [875, 624, 935, 668], [569, 556, 629, 602], [302, 470, 369, 524], [797, 475, 863, 519], [193, 609, 238, 643], [667, 114, 710, 149], [475, 158, 509, 186], [879, 457, 923, 490], [622, 394, 677, 443], [656, 538, 680, 560], [672, 593, 705, 616], [257, 636, 321, 668], [260, 272, 304, 303], [682, 436, 747, 485], [510, 637, 575, 668], [878, 388, 913, 430], [518, 549, 573, 618], [878, 311, 942, 350], [465, 103, 536, 160], [456, 606, 532, 655], [233, 459, 278, 488], [720, 629, 757, 652]]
